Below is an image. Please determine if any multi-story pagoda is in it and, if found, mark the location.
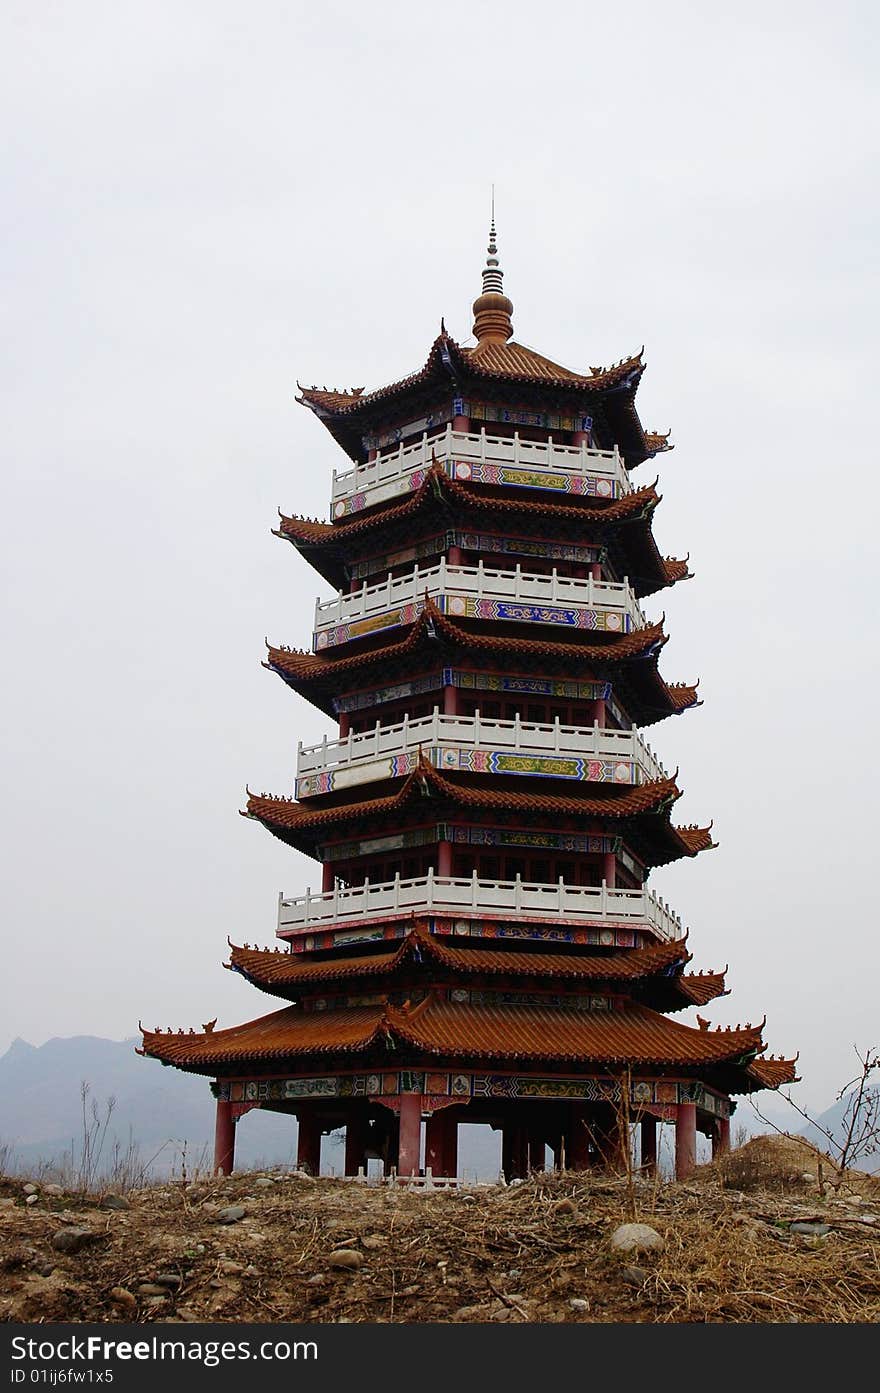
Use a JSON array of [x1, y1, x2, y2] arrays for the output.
[[141, 221, 797, 1180]]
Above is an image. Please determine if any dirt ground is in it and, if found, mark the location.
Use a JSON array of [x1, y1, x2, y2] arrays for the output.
[[2, 1136, 878, 1325]]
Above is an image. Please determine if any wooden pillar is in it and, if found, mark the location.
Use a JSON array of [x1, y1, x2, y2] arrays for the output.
[[344, 1112, 368, 1177], [443, 683, 459, 715], [338, 712, 350, 738], [602, 851, 616, 888], [592, 698, 606, 728], [213, 1099, 235, 1175], [640, 1115, 658, 1175], [502, 1122, 529, 1180], [452, 414, 470, 432], [297, 1111, 322, 1175], [590, 561, 603, 580], [712, 1116, 731, 1159], [398, 1094, 422, 1177], [501, 1126, 514, 1182], [448, 544, 463, 566], [321, 862, 334, 893], [675, 1102, 697, 1180], [437, 840, 453, 877]]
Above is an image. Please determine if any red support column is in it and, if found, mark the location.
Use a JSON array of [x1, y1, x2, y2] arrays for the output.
[[338, 712, 350, 738], [675, 1102, 697, 1180], [448, 544, 463, 566], [640, 1115, 657, 1175], [322, 862, 334, 893], [602, 851, 616, 887], [437, 840, 452, 877], [398, 1094, 422, 1177], [501, 1123, 529, 1180], [590, 561, 603, 581], [443, 683, 459, 715], [297, 1111, 322, 1175], [452, 415, 470, 432], [501, 1126, 513, 1181], [213, 1099, 235, 1175], [592, 698, 606, 728], [712, 1116, 731, 1159]]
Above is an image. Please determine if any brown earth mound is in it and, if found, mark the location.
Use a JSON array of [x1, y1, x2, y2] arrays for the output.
[[1, 1144, 878, 1325]]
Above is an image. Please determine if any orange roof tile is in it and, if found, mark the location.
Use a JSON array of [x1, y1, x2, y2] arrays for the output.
[[387, 995, 765, 1067], [141, 1003, 387, 1065], [747, 1055, 800, 1088], [297, 335, 644, 421], [277, 469, 661, 545], [268, 601, 669, 683], [227, 932, 693, 992], [244, 758, 712, 868], [141, 994, 767, 1074], [644, 430, 674, 455], [246, 760, 684, 833], [679, 971, 729, 1007]]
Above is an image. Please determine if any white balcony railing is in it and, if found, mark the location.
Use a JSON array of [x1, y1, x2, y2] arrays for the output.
[[313, 558, 648, 647], [277, 871, 682, 943], [296, 710, 667, 794], [331, 426, 631, 516]]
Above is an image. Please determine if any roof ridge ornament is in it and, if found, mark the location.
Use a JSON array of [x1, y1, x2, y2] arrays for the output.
[[472, 194, 514, 345]]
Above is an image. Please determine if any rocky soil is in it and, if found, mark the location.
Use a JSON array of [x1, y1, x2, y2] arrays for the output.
[[2, 1137, 878, 1324]]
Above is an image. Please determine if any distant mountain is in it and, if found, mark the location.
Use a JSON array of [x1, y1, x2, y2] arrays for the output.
[[800, 1091, 880, 1173], [0, 1035, 500, 1180]]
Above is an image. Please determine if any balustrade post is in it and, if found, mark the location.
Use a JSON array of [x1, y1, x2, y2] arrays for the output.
[[427, 865, 435, 907]]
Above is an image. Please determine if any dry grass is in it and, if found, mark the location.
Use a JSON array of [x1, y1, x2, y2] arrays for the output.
[[1, 1136, 878, 1325]]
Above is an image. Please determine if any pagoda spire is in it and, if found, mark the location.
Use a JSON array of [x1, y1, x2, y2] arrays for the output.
[[472, 194, 514, 344]]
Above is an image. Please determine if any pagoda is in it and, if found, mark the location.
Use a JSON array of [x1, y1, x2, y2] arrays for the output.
[[141, 220, 797, 1180]]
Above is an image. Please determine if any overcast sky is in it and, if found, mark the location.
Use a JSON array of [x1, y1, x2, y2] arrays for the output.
[[2, 2, 878, 1113]]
